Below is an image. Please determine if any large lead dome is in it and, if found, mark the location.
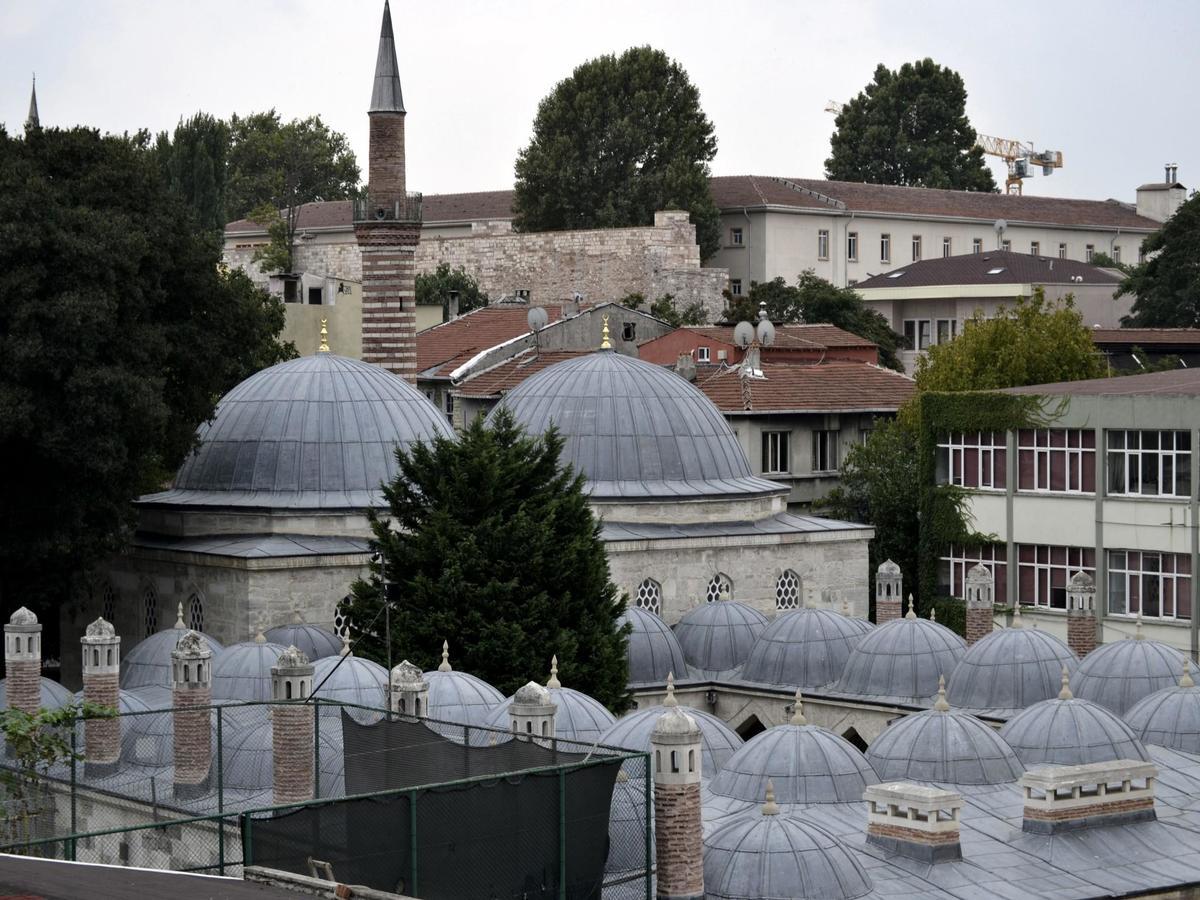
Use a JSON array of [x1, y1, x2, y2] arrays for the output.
[[488, 351, 782, 499], [144, 353, 453, 509]]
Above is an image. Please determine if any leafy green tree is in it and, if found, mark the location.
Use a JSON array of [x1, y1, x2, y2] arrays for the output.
[[0, 125, 294, 619], [1087, 250, 1129, 274], [724, 273, 904, 370], [153, 112, 231, 234], [514, 47, 722, 259], [343, 409, 630, 711], [620, 292, 708, 326], [826, 59, 996, 192], [416, 263, 489, 320], [1119, 193, 1200, 326]]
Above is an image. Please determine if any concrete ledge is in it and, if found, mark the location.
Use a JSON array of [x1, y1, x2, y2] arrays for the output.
[[244, 866, 413, 899]]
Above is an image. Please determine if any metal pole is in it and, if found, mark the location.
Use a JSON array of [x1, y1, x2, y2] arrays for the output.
[[409, 789, 419, 897], [242, 812, 253, 868], [69, 724, 77, 861], [558, 770, 567, 900], [216, 706, 224, 875], [314, 702, 321, 799], [644, 759, 652, 899]]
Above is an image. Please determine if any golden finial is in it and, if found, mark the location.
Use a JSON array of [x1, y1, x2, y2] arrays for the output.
[[905, 594, 917, 620], [664, 671, 678, 707], [318, 317, 331, 353], [1182, 659, 1195, 689], [1058, 665, 1073, 700], [599, 314, 612, 350], [438, 640, 452, 672], [790, 688, 806, 725], [762, 779, 780, 816], [547, 655, 561, 689], [934, 674, 950, 711]]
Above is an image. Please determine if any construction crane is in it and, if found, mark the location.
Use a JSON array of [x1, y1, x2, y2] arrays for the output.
[[824, 100, 1063, 195]]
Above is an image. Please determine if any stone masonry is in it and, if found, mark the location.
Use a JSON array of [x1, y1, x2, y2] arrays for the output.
[[355, 222, 421, 382], [875, 560, 903, 625], [4, 607, 42, 715], [271, 646, 315, 805], [171, 631, 213, 800], [652, 704, 704, 900], [1066, 571, 1098, 657], [81, 617, 121, 775], [964, 563, 996, 646]]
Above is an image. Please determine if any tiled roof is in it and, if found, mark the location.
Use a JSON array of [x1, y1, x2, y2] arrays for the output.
[[1091, 328, 1200, 347], [683, 324, 877, 350], [696, 361, 915, 413], [416, 304, 564, 377], [1004, 368, 1200, 398], [855, 250, 1124, 290], [454, 350, 588, 397]]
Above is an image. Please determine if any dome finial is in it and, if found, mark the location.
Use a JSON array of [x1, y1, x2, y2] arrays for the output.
[[1058, 665, 1073, 700], [291, 608, 303, 624], [719, 582, 731, 602], [905, 594, 917, 619], [790, 688, 807, 725], [762, 778, 780, 816], [340, 633, 352, 657], [663, 671, 678, 707], [1012, 602, 1023, 628], [933, 674, 950, 711], [254, 628, 266, 644], [929, 605, 937, 623], [547, 654, 561, 688], [318, 317, 331, 353], [1182, 659, 1195, 689], [1135, 613, 1145, 640], [599, 314, 612, 350], [841, 596, 851, 617], [175, 602, 186, 629], [438, 640, 452, 671]]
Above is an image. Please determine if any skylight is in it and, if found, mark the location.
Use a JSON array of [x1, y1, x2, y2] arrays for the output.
[[986, 267, 1006, 275], [887, 271, 906, 279]]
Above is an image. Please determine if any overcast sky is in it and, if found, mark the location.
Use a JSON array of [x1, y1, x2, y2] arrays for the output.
[[3, 0, 1196, 204]]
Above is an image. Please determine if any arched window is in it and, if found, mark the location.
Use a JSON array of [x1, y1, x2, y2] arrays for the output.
[[334, 595, 353, 640], [706, 573, 732, 604], [776, 570, 802, 610], [635, 579, 662, 617], [142, 585, 158, 637], [187, 592, 204, 632], [101, 584, 116, 624]]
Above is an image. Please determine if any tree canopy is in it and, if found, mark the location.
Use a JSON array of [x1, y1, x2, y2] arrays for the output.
[[0, 125, 293, 618], [620, 292, 708, 326], [725, 273, 904, 370], [154, 113, 230, 234], [343, 409, 630, 712], [826, 59, 996, 192], [513, 46, 722, 259], [1118, 192, 1200, 326], [415, 263, 489, 319]]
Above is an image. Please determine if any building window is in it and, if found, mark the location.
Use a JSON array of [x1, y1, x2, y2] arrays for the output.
[[880, 234, 891, 263], [1113, 245, 1122, 264], [444, 392, 454, 417], [1108, 551, 1192, 620], [334, 595, 352, 639], [903, 319, 932, 351], [1107, 430, 1192, 497], [1001, 239, 1012, 252], [730, 279, 743, 296], [847, 231, 859, 262], [818, 230, 830, 261], [622, 321, 637, 342], [972, 238, 983, 254], [696, 346, 710, 363], [942, 237, 952, 258], [307, 287, 323, 305], [937, 431, 1007, 489], [912, 235, 922, 261], [1018, 545, 1095, 609], [706, 573, 733, 604], [935, 319, 957, 345], [941, 544, 1007, 600], [762, 431, 790, 474], [1018, 429, 1096, 493], [1030, 241, 1040, 256], [635, 578, 662, 617], [1058, 243, 1067, 259], [812, 430, 839, 473], [730, 227, 743, 246], [776, 570, 802, 610], [1086, 244, 1095, 262], [1139, 246, 1146, 264], [143, 585, 158, 638], [188, 593, 204, 632]]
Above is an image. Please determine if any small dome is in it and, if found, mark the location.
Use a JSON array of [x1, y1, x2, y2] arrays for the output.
[[219, 705, 345, 796], [618, 606, 688, 686], [999, 690, 1150, 767], [653, 706, 699, 737], [867, 703, 1023, 785], [120, 621, 225, 691], [423, 669, 505, 728], [311, 654, 388, 721], [212, 638, 287, 703], [73, 688, 172, 768], [1072, 635, 1187, 715], [834, 615, 966, 702], [485, 686, 616, 745], [877, 559, 901, 576], [264, 620, 343, 661], [947, 626, 1077, 713], [704, 809, 872, 900], [599, 705, 743, 777], [488, 351, 782, 500], [740, 609, 867, 689], [0, 676, 74, 710], [674, 601, 768, 676], [1124, 666, 1200, 753]]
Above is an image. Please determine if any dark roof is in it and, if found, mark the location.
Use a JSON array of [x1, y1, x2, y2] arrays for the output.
[[417, 304, 567, 377], [1137, 182, 1186, 191], [683, 324, 877, 350], [855, 250, 1123, 290], [696, 361, 915, 413], [369, 0, 404, 113], [1004, 368, 1200, 398], [454, 349, 587, 397], [1091, 328, 1200, 347]]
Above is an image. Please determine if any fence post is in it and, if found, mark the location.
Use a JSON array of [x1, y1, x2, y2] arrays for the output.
[[216, 705, 224, 875], [643, 756, 652, 899], [241, 811, 253, 868], [409, 789, 419, 897], [68, 723, 77, 861], [313, 701, 321, 799], [559, 770, 567, 900]]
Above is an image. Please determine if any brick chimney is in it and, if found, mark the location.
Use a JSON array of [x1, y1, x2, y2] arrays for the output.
[[865, 782, 963, 862], [4, 607, 42, 715], [80, 617, 121, 776], [271, 645, 315, 806], [389, 659, 427, 718], [1020, 760, 1157, 834], [652, 706, 704, 900], [1066, 571, 1098, 657], [171, 630, 213, 800], [875, 560, 902, 624], [509, 680, 556, 742], [964, 563, 995, 646]]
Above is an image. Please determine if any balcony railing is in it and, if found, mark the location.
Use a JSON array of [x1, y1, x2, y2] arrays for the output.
[[353, 192, 423, 224]]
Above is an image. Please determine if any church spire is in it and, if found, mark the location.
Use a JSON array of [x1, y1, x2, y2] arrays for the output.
[[26, 75, 39, 131], [369, 1, 405, 113]]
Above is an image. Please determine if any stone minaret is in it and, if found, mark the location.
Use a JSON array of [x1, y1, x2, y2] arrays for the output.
[[389, 659, 428, 718], [354, 0, 422, 382], [4, 607, 42, 715], [875, 559, 902, 624], [1066, 570, 1098, 657], [964, 563, 995, 646], [652, 706, 704, 900], [271, 646, 315, 805], [26, 76, 39, 131], [171, 630, 213, 799], [81, 617, 121, 776]]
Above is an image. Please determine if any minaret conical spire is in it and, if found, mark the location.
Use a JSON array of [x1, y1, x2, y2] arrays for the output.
[[26, 75, 39, 131], [370, 1, 405, 113]]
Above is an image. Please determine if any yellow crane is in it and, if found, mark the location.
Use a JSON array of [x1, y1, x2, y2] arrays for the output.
[[824, 100, 1063, 195]]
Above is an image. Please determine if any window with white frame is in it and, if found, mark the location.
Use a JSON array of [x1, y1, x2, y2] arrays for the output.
[[730, 279, 743, 296], [940, 544, 1007, 599], [903, 319, 931, 351], [1001, 239, 1012, 252], [937, 431, 1007, 489], [696, 346, 710, 363], [812, 430, 839, 473], [1107, 430, 1192, 498], [1030, 241, 1040, 256], [818, 230, 830, 260], [880, 233, 891, 263], [1113, 245, 1122, 263], [1058, 243, 1067, 259], [776, 570, 801, 610], [143, 585, 158, 638], [706, 573, 732, 603], [730, 227, 743, 246], [912, 235, 922, 261], [847, 231, 859, 262], [935, 319, 957, 345], [762, 430, 790, 474], [188, 592, 204, 632], [972, 238, 983, 254], [1017, 429, 1096, 493], [1086, 244, 1095, 262], [635, 578, 662, 616], [1108, 550, 1192, 620], [1017, 545, 1095, 609], [942, 237, 952, 258]]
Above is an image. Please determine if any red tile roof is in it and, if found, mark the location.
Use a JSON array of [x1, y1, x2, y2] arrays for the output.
[[453, 350, 590, 398], [1005, 368, 1200, 398], [696, 361, 915, 413], [1091, 328, 1200, 347], [417, 304, 564, 377], [855, 250, 1123, 290], [683, 324, 877, 350]]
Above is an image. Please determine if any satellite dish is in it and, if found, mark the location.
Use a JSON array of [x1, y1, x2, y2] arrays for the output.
[[994, 219, 1008, 235], [756, 319, 776, 347], [527, 307, 548, 332], [733, 321, 755, 349]]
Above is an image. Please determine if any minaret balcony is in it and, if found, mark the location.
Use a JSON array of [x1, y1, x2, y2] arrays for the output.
[[353, 192, 423, 224]]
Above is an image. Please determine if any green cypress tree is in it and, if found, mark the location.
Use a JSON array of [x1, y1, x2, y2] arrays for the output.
[[344, 409, 631, 712]]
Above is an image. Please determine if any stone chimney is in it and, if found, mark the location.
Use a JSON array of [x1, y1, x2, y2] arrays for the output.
[[1066, 571, 1098, 657], [1136, 165, 1187, 223], [1020, 760, 1157, 834], [80, 617, 121, 776], [389, 659, 428, 718], [865, 782, 963, 862], [171, 630, 213, 800], [271, 645, 315, 806], [509, 681, 556, 741], [875, 560, 902, 624], [652, 705, 704, 900], [964, 563, 995, 646], [675, 352, 697, 382], [4, 607, 42, 716]]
